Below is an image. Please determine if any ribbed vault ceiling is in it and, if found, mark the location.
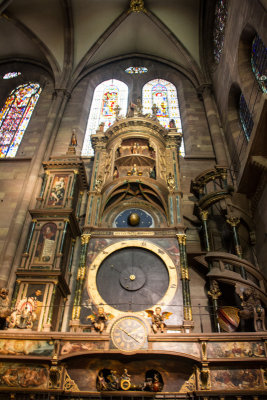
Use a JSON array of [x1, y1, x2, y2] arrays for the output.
[[0, 0, 201, 84]]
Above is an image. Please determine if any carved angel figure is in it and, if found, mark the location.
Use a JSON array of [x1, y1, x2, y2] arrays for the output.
[[87, 307, 114, 333], [145, 307, 172, 333]]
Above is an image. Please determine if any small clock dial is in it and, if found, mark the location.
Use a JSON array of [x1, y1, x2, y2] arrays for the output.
[[111, 316, 147, 351]]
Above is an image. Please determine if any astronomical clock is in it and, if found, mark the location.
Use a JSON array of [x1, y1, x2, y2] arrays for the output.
[[70, 104, 193, 340]]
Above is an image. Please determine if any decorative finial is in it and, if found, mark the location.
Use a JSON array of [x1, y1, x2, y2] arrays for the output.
[[129, 0, 146, 13]]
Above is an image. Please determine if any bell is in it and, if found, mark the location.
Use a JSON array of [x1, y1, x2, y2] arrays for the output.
[[128, 213, 140, 226]]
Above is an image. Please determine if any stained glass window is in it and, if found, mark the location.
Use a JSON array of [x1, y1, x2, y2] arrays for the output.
[[213, 0, 228, 64], [0, 83, 42, 158], [142, 78, 184, 156], [125, 67, 148, 74], [251, 35, 267, 93], [3, 72, 21, 80], [82, 79, 128, 156], [239, 94, 254, 141]]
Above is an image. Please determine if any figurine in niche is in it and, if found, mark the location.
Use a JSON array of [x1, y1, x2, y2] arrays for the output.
[[132, 142, 140, 154], [167, 172, 175, 192], [113, 166, 119, 179], [87, 307, 114, 333], [149, 166, 156, 179], [145, 307, 172, 333], [0, 288, 11, 330], [152, 373, 163, 392], [97, 371, 109, 391], [8, 290, 42, 330], [107, 370, 120, 390], [121, 369, 131, 381], [116, 146, 121, 158], [49, 176, 66, 205], [131, 164, 138, 175], [95, 176, 103, 193], [168, 119, 176, 129], [149, 146, 155, 158]]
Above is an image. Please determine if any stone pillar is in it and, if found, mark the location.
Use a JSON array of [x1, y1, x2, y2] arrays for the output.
[[177, 234, 192, 322], [198, 84, 228, 166]]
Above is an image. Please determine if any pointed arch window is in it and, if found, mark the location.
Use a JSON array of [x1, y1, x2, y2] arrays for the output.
[[251, 35, 267, 93], [142, 78, 184, 155], [82, 79, 128, 156], [239, 93, 254, 141], [0, 83, 42, 158]]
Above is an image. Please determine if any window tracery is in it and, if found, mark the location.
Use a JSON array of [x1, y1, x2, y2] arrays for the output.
[[142, 79, 184, 156], [239, 94, 254, 141], [213, 0, 228, 64], [82, 79, 128, 156], [251, 35, 267, 93], [0, 83, 42, 158]]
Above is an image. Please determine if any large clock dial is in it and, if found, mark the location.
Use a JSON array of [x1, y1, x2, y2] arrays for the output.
[[96, 247, 169, 312], [111, 316, 147, 351]]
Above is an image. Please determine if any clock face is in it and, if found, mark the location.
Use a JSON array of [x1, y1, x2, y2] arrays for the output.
[[96, 247, 169, 312], [111, 316, 147, 351]]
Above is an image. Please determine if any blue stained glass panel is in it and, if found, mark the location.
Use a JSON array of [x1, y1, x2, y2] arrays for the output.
[[0, 83, 41, 158], [251, 35, 267, 93]]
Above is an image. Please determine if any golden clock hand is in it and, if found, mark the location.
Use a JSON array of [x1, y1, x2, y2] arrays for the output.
[[118, 327, 141, 343]]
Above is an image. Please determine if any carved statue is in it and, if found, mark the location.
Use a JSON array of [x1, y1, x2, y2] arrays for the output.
[[97, 371, 109, 391], [167, 173, 175, 192], [95, 176, 103, 193], [114, 104, 121, 119], [8, 292, 41, 330], [145, 307, 172, 333], [168, 119, 176, 129], [107, 370, 119, 390], [151, 103, 158, 119], [0, 288, 11, 329], [70, 130, 77, 147], [236, 285, 266, 332], [208, 280, 222, 300], [149, 166, 156, 179], [87, 307, 114, 333]]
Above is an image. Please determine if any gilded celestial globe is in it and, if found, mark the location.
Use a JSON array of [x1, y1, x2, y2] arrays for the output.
[[128, 212, 140, 226]]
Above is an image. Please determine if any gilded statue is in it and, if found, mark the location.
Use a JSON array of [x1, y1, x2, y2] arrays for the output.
[[145, 307, 172, 333]]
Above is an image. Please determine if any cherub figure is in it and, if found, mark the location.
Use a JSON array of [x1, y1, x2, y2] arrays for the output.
[[145, 307, 172, 333], [87, 307, 114, 333]]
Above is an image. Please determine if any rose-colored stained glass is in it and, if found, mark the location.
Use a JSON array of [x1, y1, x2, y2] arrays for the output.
[[82, 79, 128, 156], [0, 83, 42, 158]]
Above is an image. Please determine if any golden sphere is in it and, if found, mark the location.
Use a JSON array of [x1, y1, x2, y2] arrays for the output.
[[128, 213, 140, 226]]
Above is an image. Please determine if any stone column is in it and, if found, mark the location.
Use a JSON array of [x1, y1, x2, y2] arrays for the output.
[[198, 84, 228, 166]]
